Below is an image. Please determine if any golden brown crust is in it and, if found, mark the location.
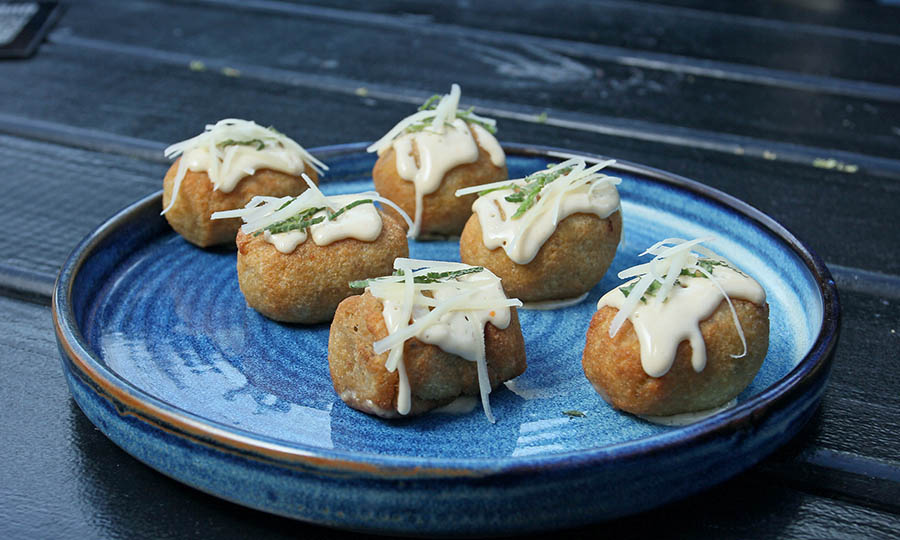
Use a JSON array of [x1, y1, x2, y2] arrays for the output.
[[162, 158, 319, 248], [328, 290, 527, 418], [582, 299, 769, 416], [235, 210, 408, 324], [371, 127, 507, 237], [460, 210, 623, 302]]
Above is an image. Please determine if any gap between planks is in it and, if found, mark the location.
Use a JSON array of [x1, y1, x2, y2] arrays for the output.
[[759, 447, 900, 515], [166, 0, 900, 103], [2, 115, 900, 300], [42, 31, 900, 181], [829, 264, 900, 299], [591, 0, 900, 46]]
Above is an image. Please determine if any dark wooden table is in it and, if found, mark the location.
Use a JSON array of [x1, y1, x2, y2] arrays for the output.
[[2, 1, 899, 537]]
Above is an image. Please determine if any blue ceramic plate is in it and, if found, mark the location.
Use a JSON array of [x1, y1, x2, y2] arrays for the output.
[[54, 144, 839, 536]]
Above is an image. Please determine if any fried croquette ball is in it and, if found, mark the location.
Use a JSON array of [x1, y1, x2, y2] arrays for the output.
[[235, 210, 407, 324], [460, 210, 623, 302], [328, 290, 527, 418], [162, 160, 318, 248], [372, 131, 507, 237], [582, 299, 769, 417]]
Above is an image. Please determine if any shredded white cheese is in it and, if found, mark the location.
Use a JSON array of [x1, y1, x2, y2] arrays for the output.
[[366, 84, 497, 155], [597, 238, 766, 377], [161, 118, 328, 215], [362, 258, 522, 422], [456, 157, 621, 264], [366, 85, 504, 238], [210, 173, 414, 252]]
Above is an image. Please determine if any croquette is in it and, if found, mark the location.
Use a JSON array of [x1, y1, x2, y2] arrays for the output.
[[373, 129, 507, 238], [582, 299, 769, 416], [368, 84, 507, 238], [328, 290, 527, 417], [235, 209, 407, 324], [460, 210, 622, 302], [163, 162, 318, 248]]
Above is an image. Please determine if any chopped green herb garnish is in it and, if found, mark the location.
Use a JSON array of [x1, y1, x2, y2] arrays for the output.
[[418, 94, 442, 111], [476, 185, 511, 197], [477, 167, 572, 219], [618, 281, 637, 298], [563, 410, 586, 418], [254, 199, 375, 236], [457, 106, 497, 134], [401, 122, 430, 134], [698, 258, 742, 276], [256, 206, 325, 236], [350, 267, 484, 289], [398, 266, 484, 283], [618, 258, 740, 302], [678, 259, 734, 278], [328, 199, 373, 221], [510, 171, 556, 219], [404, 95, 497, 135], [217, 138, 266, 151], [504, 190, 525, 203], [619, 279, 671, 303], [644, 280, 662, 299]]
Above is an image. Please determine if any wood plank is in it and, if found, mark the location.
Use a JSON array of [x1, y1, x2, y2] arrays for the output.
[[0, 134, 163, 296], [4, 113, 900, 286], [0, 46, 898, 276], [174, 0, 900, 86], [2, 295, 899, 538], [829, 287, 900, 408], [53, 1, 900, 160], [0, 46, 409, 149], [644, 0, 900, 37], [762, 435, 900, 515], [48, 31, 900, 182]]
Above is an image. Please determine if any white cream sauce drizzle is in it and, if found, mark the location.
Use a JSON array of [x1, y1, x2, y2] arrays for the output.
[[181, 143, 304, 193], [637, 398, 737, 426], [162, 118, 326, 215], [211, 174, 417, 254], [390, 119, 504, 237], [261, 194, 383, 253], [464, 158, 620, 265], [597, 258, 765, 378], [470, 124, 505, 166], [367, 84, 505, 237], [366, 259, 521, 422], [431, 396, 479, 415], [264, 229, 307, 253]]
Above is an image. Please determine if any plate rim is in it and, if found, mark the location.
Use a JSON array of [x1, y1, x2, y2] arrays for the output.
[[53, 142, 840, 477]]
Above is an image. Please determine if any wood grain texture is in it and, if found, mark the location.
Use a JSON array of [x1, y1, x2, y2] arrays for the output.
[[762, 427, 900, 515], [54, 1, 900, 160], [0, 48, 897, 276], [264, 0, 900, 85], [0, 135, 162, 291], [0, 45, 409, 148], [1, 295, 898, 538], [644, 0, 900, 37]]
